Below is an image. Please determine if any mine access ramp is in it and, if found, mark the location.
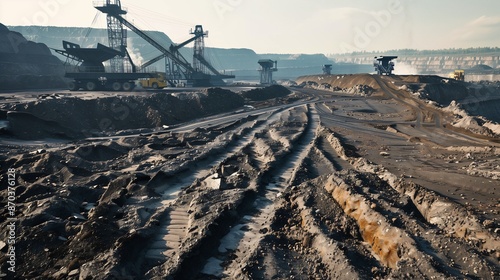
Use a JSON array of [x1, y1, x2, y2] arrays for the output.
[[374, 56, 397, 75]]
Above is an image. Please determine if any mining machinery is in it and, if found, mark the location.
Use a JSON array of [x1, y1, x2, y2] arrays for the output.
[[258, 59, 278, 85], [374, 56, 397, 75], [57, 0, 234, 90], [323, 64, 332, 75], [138, 72, 168, 89], [54, 0, 155, 91], [54, 40, 155, 91], [94, 0, 234, 86]]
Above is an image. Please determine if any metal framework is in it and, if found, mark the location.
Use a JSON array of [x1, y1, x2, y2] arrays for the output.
[[96, 0, 131, 73], [258, 59, 278, 85], [107, 12, 125, 72], [192, 25, 207, 73], [374, 56, 397, 75], [95, 1, 233, 86]]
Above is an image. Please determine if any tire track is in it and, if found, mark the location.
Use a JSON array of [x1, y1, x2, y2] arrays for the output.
[[199, 105, 320, 278], [316, 130, 354, 171], [323, 128, 499, 278], [139, 105, 316, 276]]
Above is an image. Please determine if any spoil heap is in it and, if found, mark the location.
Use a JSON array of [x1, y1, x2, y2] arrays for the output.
[[0, 23, 65, 90]]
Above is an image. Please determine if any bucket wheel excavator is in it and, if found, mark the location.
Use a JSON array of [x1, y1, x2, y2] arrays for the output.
[[94, 0, 234, 87], [57, 0, 234, 90]]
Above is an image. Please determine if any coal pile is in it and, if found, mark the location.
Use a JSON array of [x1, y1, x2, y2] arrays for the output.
[[0, 23, 65, 90], [3, 88, 244, 140]]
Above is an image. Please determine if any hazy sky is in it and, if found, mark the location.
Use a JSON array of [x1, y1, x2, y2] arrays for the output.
[[1, 0, 499, 54]]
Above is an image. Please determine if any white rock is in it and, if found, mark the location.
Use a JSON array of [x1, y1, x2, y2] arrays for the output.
[[68, 269, 79, 277]]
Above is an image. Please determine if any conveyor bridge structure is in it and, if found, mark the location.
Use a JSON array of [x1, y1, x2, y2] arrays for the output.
[[94, 0, 234, 86]]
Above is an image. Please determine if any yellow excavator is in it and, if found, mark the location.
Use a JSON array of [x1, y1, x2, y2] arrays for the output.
[[449, 70, 465, 81]]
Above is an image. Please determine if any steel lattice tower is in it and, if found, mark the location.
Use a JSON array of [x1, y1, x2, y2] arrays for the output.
[[96, 0, 128, 73], [258, 59, 278, 85]]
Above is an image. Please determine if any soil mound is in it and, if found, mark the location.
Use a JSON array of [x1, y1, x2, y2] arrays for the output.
[[6, 111, 82, 139], [395, 75, 470, 105], [468, 64, 494, 72], [394, 75, 500, 125], [4, 89, 244, 139], [241, 85, 291, 101], [397, 75, 451, 84], [73, 144, 127, 162], [0, 23, 65, 90]]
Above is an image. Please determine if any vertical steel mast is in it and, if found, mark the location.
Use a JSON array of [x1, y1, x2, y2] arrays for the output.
[[96, 0, 129, 73]]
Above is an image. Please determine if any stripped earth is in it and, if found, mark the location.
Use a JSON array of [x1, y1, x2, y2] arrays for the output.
[[0, 75, 499, 279]]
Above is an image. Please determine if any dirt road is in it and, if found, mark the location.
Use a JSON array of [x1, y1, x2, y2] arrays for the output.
[[0, 76, 499, 279]]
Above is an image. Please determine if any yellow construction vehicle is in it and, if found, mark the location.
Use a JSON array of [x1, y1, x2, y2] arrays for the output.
[[138, 72, 168, 89], [449, 70, 465, 81]]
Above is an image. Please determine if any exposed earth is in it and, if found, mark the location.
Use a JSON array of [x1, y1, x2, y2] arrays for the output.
[[0, 23, 66, 90], [0, 75, 499, 279]]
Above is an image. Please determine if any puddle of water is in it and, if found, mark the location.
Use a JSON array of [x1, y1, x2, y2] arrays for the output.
[[201, 257, 224, 277]]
